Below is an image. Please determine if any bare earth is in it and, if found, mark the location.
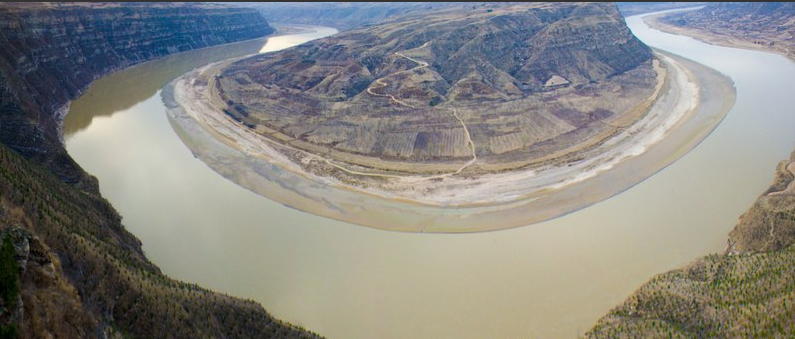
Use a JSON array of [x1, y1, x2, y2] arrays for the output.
[[171, 51, 698, 207], [161, 21, 735, 232]]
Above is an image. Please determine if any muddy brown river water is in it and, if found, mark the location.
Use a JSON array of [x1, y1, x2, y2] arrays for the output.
[[65, 13, 795, 339]]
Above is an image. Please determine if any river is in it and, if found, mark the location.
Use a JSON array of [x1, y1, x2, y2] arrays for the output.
[[65, 15, 795, 339]]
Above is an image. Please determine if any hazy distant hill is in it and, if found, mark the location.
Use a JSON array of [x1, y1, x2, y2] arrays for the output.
[[616, 2, 705, 17], [236, 2, 451, 31], [657, 2, 795, 60]]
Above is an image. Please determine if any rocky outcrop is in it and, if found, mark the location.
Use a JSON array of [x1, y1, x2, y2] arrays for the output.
[[644, 2, 795, 253], [0, 227, 98, 339], [0, 2, 274, 188], [586, 6, 795, 337]]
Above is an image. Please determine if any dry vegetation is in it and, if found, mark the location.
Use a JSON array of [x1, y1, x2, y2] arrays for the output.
[[587, 152, 795, 339], [587, 248, 795, 338]]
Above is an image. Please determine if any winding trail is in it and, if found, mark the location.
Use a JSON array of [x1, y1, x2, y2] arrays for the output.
[[343, 41, 479, 177], [366, 78, 417, 108], [762, 218, 778, 251], [451, 109, 478, 174], [365, 42, 429, 109]]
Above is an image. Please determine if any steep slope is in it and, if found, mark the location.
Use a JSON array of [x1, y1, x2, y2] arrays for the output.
[[729, 152, 795, 252], [215, 2, 656, 176], [0, 3, 322, 339], [0, 2, 274, 188], [0, 227, 101, 339], [586, 152, 795, 339]]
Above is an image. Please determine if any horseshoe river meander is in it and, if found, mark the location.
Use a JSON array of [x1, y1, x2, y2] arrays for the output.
[[64, 13, 795, 339]]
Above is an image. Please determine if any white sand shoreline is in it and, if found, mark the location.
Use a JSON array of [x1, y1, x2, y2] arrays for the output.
[[167, 51, 698, 207], [161, 42, 735, 232]]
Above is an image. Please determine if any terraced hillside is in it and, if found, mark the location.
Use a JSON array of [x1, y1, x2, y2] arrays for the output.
[[215, 2, 658, 176]]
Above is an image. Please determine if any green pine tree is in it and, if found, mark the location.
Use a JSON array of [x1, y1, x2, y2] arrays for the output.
[[0, 324, 16, 339], [0, 234, 19, 308]]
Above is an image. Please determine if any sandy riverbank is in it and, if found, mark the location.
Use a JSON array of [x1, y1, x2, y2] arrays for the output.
[[163, 45, 734, 231], [173, 51, 691, 204]]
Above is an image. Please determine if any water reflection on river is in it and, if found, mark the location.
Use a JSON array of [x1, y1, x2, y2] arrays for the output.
[[65, 16, 795, 339]]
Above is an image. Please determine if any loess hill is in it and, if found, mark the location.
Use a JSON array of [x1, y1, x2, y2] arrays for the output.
[[216, 2, 657, 176]]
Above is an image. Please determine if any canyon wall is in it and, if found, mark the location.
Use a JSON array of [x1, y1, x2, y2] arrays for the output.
[[0, 4, 321, 339], [0, 3, 274, 188]]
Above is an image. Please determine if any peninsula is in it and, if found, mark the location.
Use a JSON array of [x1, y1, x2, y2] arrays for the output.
[[169, 2, 733, 229]]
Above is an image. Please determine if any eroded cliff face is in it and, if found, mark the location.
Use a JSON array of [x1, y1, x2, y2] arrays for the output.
[[0, 2, 274, 188]]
